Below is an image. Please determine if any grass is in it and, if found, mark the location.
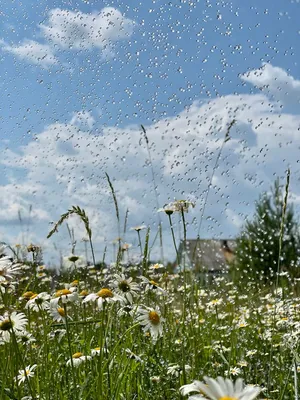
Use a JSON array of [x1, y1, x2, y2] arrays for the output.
[[0, 215, 299, 399], [0, 164, 297, 399]]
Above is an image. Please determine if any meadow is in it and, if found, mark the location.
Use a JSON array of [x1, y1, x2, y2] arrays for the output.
[[0, 197, 299, 400]]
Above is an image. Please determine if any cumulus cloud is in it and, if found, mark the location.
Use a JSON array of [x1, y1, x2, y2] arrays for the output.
[[70, 110, 95, 129], [0, 39, 58, 68], [40, 7, 135, 52], [1, 63, 300, 262], [241, 63, 300, 107], [0, 7, 135, 66]]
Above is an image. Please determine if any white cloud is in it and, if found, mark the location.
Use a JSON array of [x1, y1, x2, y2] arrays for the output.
[[0, 39, 58, 67], [70, 110, 95, 129], [40, 7, 135, 52], [0, 7, 135, 66], [2, 64, 300, 262], [241, 63, 300, 107]]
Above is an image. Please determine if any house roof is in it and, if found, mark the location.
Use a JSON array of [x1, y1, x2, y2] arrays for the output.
[[178, 239, 236, 272]]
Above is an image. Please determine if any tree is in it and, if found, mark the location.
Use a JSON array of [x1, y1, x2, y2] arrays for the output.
[[234, 178, 300, 282]]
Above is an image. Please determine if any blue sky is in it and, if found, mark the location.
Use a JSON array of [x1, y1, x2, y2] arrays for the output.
[[0, 0, 300, 265]]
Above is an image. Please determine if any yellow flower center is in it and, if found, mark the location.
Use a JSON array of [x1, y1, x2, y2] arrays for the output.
[[0, 319, 13, 331], [219, 397, 238, 400], [80, 290, 88, 297], [23, 291, 35, 299], [72, 352, 83, 358], [57, 307, 65, 317], [55, 289, 72, 297], [30, 294, 38, 300], [149, 311, 160, 325], [97, 288, 113, 298], [149, 280, 158, 286]]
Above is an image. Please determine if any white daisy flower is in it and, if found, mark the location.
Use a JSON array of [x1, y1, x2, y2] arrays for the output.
[[83, 288, 123, 310], [125, 348, 143, 363], [49, 298, 67, 323], [0, 257, 21, 281], [0, 311, 28, 342], [25, 292, 51, 312], [111, 274, 140, 303], [91, 346, 109, 357], [17, 331, 36, 345], [180, 376, 261, 400], [54, 288, 78, 303], [167, 364, 191, 378], [136, 306, 164, 342], [17, 364, 37, 385], [149, 263, 164, 272], [62, 255, 86, 272], [140, 276, 167, 295], [130, 225, 147, 232], [48, 329, 66, 343], [66, 352, 91, 367]]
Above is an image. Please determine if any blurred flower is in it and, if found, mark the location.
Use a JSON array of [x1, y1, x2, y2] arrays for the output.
[[180, 376, 261, 399], [54, 288, 78, 303], [0, 257, 21, 281], [63, 255, 86, 271], [130, 225, 147, 232], [66, 352, 91, 367], [83, 288, 123, 310], [167, 364, 191, 378], [125, 348, 143, 363], [25, 292, 51, 312], [0, 311, 28, 342], [140, 276, 167, 295]]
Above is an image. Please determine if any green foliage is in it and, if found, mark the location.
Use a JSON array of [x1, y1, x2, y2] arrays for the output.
[[235, 178, 300, 281]]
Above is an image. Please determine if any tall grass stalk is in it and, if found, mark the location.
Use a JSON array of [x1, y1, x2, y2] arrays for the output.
[[141, 125, 164, 262]]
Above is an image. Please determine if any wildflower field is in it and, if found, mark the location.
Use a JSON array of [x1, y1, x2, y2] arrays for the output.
[[0, 198, 299, 400]]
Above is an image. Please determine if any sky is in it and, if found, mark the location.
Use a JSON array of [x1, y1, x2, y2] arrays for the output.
[[0, 0, 300, 266]]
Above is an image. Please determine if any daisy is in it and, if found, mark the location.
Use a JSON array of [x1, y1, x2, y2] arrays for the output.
[[125, 348, 143, 363], [25, 292, 51, 312], [136, 306, 164, 342], [66, 352, 91, 367], [54, 288, 78, 303], [130, 225, 147, 232], [48, 329, 66, 343], [149, 263, 164, 273], [140, 276, 167, 295], [17, 364, 37, 385], [167, 364, 191, 378], [91, 347, 109, 357], [0, 257, 21, 281], [111, 274, 140, 303], [0, 311, 28, 342], [62, 255, 86, 272], [83, 288, 123, 310], [180, 376, 261, 400], [49, 299, 67, 323]]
